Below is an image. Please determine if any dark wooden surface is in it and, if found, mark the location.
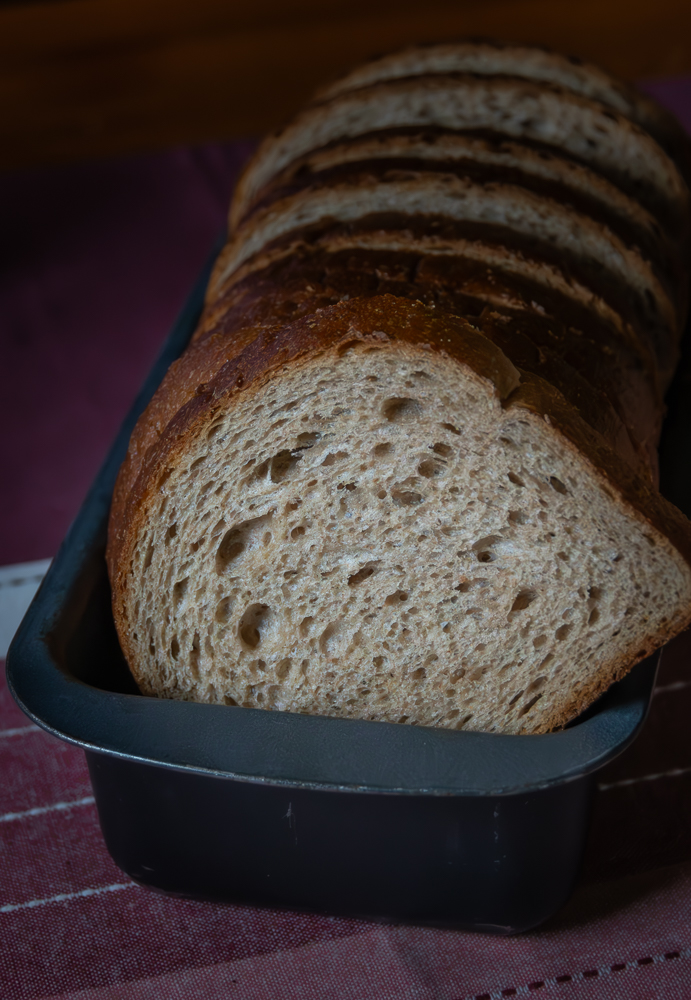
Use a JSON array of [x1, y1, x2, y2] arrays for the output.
[[2, 0, 691, 170]]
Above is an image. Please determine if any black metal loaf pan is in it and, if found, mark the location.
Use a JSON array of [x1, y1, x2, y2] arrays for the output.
[[8, 245, 679, 934]]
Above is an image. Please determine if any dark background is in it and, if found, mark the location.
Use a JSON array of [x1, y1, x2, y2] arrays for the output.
[[1, 0, 691, 172]]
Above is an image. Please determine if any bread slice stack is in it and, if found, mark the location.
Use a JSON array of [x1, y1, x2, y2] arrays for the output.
[[107, 41, 691, 734]]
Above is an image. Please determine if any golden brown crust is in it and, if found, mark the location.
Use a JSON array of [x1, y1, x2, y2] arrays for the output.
[[209, 214, 679, 385], [199, 245, 663, 473]]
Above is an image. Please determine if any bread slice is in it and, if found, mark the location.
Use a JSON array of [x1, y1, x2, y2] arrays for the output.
[[256, 130, 676, 261], [315, 41, 677, 148], [107, 297, 691, 735], [231, 75, 688, 231], [215, 173, 678, 336]]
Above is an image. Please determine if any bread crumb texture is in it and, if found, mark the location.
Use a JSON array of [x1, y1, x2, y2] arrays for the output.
[[122, 342, 686, 734]]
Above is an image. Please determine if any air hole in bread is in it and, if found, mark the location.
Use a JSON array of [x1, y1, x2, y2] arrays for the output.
[[216, 529, 245, 568], [549, 476, 568, 495], [382, 397, 423, 422], [372, 442, 392, 457], [508, 509, 527, 525], [439, 422, 461, 435], [391, 488, 424, 506], [216, 513, 274, 573], [299, 616, 314, 636], [518, 693, 543, 716], [170, 637, 180, 660], [215, 597, 233, 624], [190, 632, 200, 680], [321, 450, 347, 467], [238, 604, 271, 649], [276, 658, 292, 679], [432, 442, 453, 457], [508, 471, 525, 487], [165, 523, 177, 543], [510, 590, 537, 613], [525, 675, 547, 694], [418, 458, 445, 478], [348, 562, 380, 586], [411, 667, 426, 681], [172, 577, 189, 610], [555, 623, 573, 641], [385, 589, 408, 605], [268, 449, 303, 482], [473, 535, 502, 562], [206, 421, 225, 440], [319, 622, 340, 653]]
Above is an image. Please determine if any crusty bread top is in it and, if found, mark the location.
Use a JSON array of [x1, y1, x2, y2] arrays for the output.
[[107, 296, 691, 584], [215, 172, 679, 335]]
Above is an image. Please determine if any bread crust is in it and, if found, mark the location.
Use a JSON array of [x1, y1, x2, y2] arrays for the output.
[[209, 214, 678, 385], [200, 244, 663, 469]]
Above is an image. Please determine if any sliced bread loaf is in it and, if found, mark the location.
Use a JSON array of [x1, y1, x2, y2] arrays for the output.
[[107, 42, 691, 734]]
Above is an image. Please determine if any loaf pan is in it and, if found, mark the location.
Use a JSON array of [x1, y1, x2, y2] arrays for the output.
[[8, 244, 681, 934]]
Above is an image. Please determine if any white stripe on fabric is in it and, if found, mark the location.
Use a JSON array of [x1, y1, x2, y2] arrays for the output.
[[0, 796, 95, 824], [0, 724, 40, 739], [0, 882, 136, 915], [0, 558, 51, 658]]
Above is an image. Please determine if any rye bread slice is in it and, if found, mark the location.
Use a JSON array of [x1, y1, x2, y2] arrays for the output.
[[107, 297, 691, 735], [315, 40, 689, 165], [231, 75, 688, 231], [215, 175, 678, 336], [253, 129, 678, 262]]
